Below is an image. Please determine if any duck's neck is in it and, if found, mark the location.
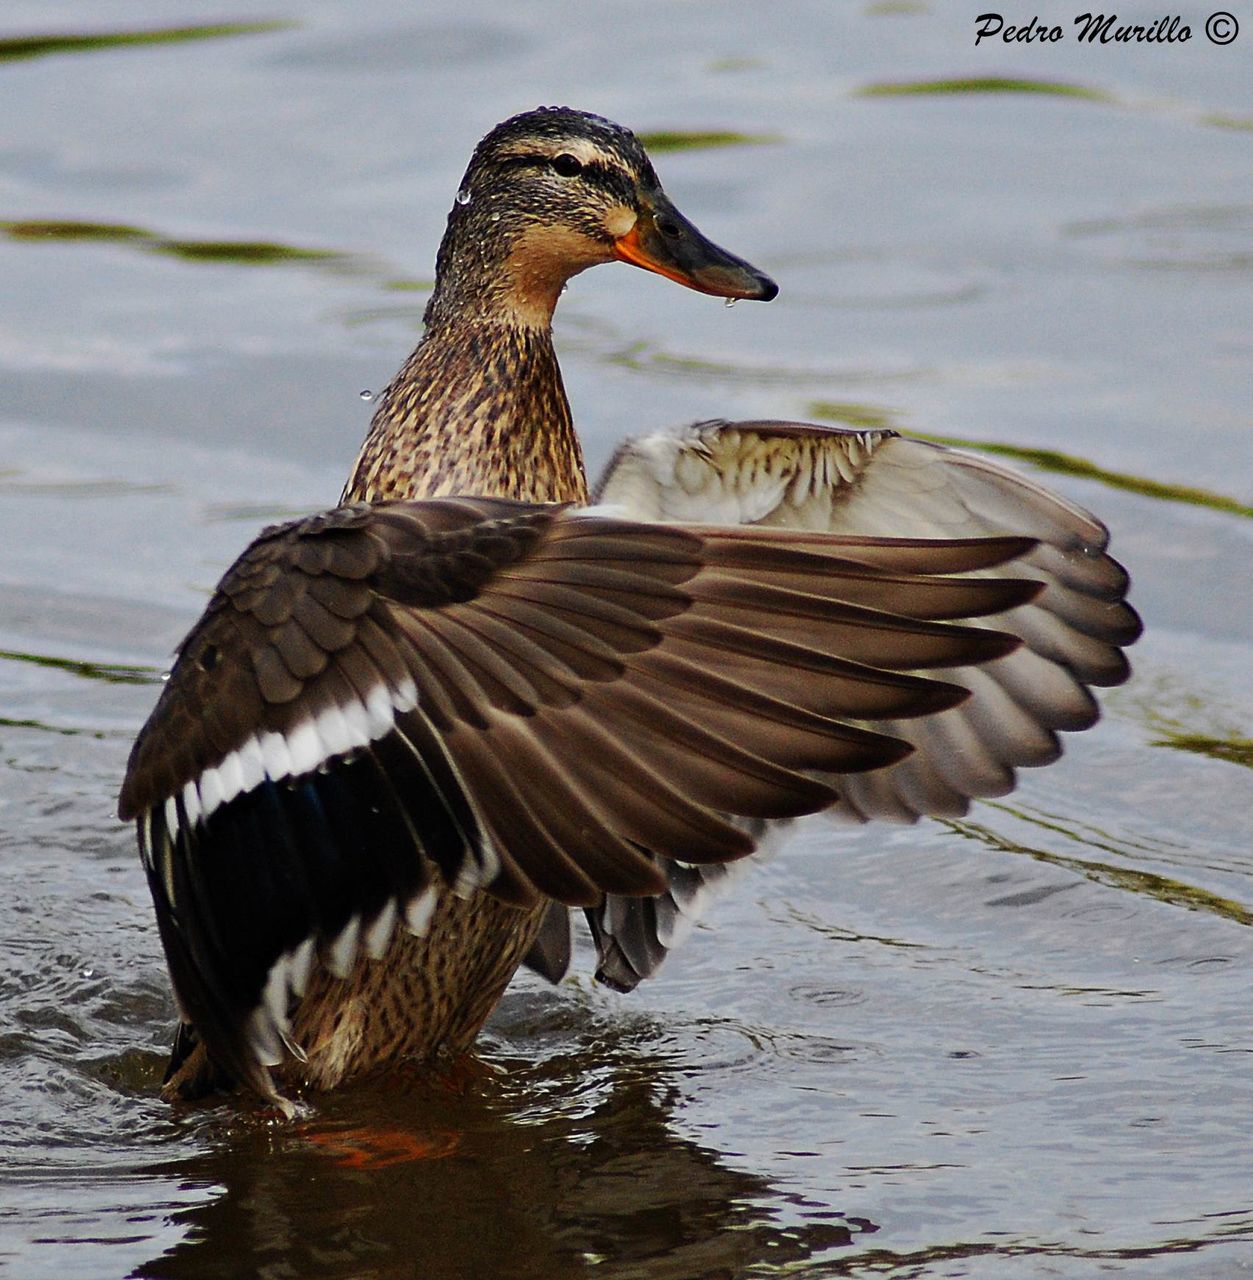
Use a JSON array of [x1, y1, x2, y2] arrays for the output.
[[343, 312, 588, 506], [343, 227, 598, 517]]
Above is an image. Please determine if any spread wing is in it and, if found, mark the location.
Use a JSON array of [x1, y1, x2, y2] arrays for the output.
[[120, 495, 1046, 1090], [585, 419, 1141, 986]]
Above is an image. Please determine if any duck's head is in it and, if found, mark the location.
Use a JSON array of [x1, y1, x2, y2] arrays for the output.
[[426, 106, 778, 327]]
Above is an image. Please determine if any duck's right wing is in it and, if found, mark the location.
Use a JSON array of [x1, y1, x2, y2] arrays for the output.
[[579, 418, 1141, 990], [596, 419, 1141, 822]]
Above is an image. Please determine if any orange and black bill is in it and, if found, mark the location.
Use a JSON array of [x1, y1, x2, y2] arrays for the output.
[[613, 190, 778, 301]]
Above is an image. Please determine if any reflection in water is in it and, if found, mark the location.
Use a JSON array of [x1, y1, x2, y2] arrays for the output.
[[134, 1028, 865, 1279]]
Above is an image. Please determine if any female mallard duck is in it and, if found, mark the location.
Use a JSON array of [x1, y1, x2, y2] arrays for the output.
[[120, 107, 1140, 1108]]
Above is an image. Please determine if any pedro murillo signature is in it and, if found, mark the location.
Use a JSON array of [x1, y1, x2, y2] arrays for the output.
[[975, 13, 1240, 45]]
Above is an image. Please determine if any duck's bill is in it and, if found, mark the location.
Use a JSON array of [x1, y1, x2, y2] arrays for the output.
[[613, 193, 778, 301]]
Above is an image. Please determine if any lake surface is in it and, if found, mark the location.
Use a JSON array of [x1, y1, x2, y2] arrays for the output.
[[2, 3, 1250, 1277]]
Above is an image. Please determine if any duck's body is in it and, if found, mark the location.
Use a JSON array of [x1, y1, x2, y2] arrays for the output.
[[281, 327, 585, 1091], [280, 891, 541, 1091], [265, 132, 605, 1093], [124, 108, 1140, 1107]]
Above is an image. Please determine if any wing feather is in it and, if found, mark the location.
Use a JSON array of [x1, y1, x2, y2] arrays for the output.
[[120, 485, 1131, 1086], [587, 418, 1141, 979]]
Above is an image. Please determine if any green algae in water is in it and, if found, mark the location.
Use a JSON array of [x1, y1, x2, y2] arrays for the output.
[[0, 716, 109, 739], [382, 278, 436, 293], [947, 812, 1253, 927], [0, 21, 291, 64], [0, 220, 152, 243], [915, 434, 1253, 519], [808, 408, 1253, 520], [0, 648, 160, 686], [866, 0, 930, 13], [857, 76, 1111, 101], [806, 400, 898, 431], [636, 130, 782, 153], [155, 240, 340, 265], [706, 56, 766, 73], [1152, 734, 1253, 770], [1, 219, 345, 270], [1126, 669, 1252, 771], [1204, 113, 1253, 132]]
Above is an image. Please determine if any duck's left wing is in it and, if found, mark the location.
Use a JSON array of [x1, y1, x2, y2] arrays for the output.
[[121, 495, 1039, 1090]]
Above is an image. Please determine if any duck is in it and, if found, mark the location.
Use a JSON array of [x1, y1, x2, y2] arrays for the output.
[[118, 106, 1141, 1110]]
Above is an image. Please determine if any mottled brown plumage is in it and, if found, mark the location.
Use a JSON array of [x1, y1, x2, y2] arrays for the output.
[[123, 107, 1139, 1108], [346, 322, 587, 505], [141, 107, 782, 1102]]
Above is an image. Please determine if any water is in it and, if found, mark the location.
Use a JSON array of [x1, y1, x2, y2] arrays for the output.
[[2, 2, 1251, 1276]]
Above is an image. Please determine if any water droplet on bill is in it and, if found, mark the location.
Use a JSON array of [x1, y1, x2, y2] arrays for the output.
[[455, 188, 472, 206]]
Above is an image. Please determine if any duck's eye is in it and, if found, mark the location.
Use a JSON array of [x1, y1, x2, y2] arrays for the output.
[[551, 153, 583, 178]]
